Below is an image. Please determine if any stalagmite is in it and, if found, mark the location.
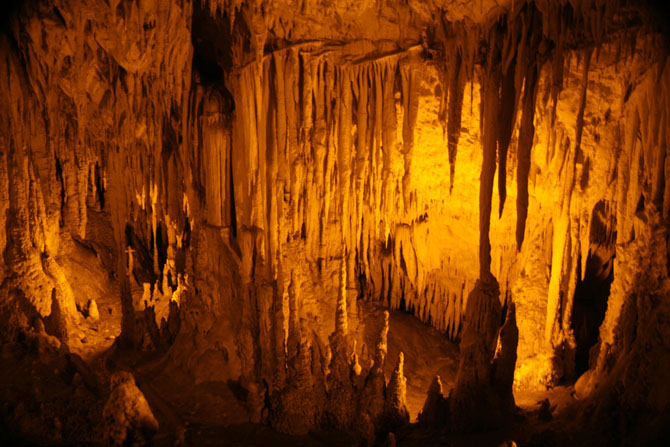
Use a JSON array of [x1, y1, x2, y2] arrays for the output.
[[88, 299, 100, 322], [449, 275, 503, 432], [324, 253, 356, 429], [335, 253, 348, 336], [493, 302, 518, 407], [418, 375, 446, 426], [357, 311, 389, 442], [102, 371, 159, 447], [384, 352, 409, 428], [269, 318, 324, 434]]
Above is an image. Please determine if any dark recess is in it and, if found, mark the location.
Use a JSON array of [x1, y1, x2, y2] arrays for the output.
[[572, 252, 614, 376], [572, 201, 616, 377]]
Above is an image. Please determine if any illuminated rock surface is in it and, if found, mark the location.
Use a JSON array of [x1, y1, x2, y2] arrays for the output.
[[0, 0, 669, 445]]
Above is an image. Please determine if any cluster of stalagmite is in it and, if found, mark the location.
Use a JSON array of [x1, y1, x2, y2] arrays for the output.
[[1, 0, 670, 444]]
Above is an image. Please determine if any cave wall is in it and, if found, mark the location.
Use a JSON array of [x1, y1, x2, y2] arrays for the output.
[[0, 0, 193, 349], [1, 0, 669, 438]]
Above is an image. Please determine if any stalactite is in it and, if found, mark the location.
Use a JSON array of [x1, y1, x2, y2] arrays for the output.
[[515, 61, 539, 250], [544, 133, 575, 346], [479, 63, 501, 277], [400, 50, 420, 212], [201, 89, 231, 228], [4, 150, 57, 318], [338, 67, 354, 252], [497, 62, 517, 217], [372, 61, 384, 241], [575, 48, 593, 154], [447, 52, 466, 193], [545, 48, 592, 348], [381, 59, 399, 240], [311, 56, 327, 254], [323, 61, 336, 233], [300, 52, 318, 263], [354, 65, 371, 278], [438, 19, 476, 194]]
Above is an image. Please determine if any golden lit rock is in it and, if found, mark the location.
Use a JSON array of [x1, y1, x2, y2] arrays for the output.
[[1, 0, 669, 445]]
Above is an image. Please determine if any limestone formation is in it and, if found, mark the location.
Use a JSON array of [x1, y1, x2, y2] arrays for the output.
[[88, 299, 100, 322], [0, 0, 669, 445], [383, 352, 410, 429], [449, 275, 503, 432], [419, 375, 447, 426], [356, 311, 390, 442], [102, 371, 158, 447]]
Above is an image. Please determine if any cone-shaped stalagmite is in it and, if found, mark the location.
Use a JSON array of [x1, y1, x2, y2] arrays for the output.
[[449, 275, 503, 432], [269, 319, 324, 435], [325, 255, 355, 429], [493, 302, 518, 409], [357, 311, 390, 442], [419, 375, 447, 426], [383, 352, 410, 429]]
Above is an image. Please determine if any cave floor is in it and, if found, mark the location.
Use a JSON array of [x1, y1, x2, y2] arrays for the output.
[[112, 303, 580, 446], [1, 293, 584, 447], [102, 302, 463, 445], [72, 291, 122, 364], [361, 304, 461, 421]]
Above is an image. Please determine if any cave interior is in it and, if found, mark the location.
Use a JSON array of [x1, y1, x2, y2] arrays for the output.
[[1, 0, 670, 446]]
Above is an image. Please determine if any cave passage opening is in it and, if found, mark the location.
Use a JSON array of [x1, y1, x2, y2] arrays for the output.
[[571, 201, 616, 377], [572, 251, 613, 376]]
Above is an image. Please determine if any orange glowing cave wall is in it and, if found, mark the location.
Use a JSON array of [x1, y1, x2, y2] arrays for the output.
[[1, 0, 670, 434], [192, 1, 670, 399]]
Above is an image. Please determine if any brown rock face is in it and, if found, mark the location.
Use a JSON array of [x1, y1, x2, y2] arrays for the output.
[[448, 275, 506, 431], [102, 371, 159, 447], [1, 0, 669, 445]]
